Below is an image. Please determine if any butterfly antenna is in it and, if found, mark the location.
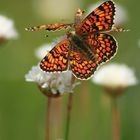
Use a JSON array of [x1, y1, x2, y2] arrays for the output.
[[25, 27, 37, 31], [25, 26, 42, 31], [25, 27, 35, 31], [112, 27, 130, 32], [25, 27, 31, 31]]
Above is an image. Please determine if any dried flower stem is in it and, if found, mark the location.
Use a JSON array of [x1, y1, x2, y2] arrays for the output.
[[65, 93, 73, 140], [0, 37, 6, 46], [80, 81, 90, 112], [65, 75, 76, 140], [111, 97, 120, 140], [46, 96, 63, 140]]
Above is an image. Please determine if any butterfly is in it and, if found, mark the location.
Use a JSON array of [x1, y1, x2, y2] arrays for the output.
[[26, 0, 125, 80]]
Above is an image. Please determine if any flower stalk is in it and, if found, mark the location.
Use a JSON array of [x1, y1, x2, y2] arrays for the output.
[[92, 64, 138, 140], [80, 81, 91, 115], [65, 75, 76, 140], [65, 93, 73, 140], [45, 95, 63, 140], [25, 45, 79, 140], [46, 96, 51, 140], [104, 87, 121, 140], [111, 96, 120, 140], [0, 37, 6, 46]]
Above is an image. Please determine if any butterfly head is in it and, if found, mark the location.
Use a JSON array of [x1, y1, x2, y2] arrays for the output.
[[76, 8, 84, 16], [75, 8, 84, 25]]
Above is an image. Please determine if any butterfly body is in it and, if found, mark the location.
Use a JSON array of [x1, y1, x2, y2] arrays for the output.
[[27, 0, 124, 80], [68, 32, 96, 61]]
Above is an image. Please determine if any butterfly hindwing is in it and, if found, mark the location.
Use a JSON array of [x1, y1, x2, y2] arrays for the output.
[[40, 39, 71, 72], [69, 45, 98, 80], [83, 33, 117, 64], [76, 0, 115, 34]]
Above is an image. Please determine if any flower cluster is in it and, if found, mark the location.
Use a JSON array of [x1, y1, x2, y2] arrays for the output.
[[26, 39, 79, 96], [25, 65, 79, 96], [0, 15, 18, 40], [34, 0, 81, 20], [35, 43, 52, 59], [35, 36, 65, 59], [92, 63, 138, 89]]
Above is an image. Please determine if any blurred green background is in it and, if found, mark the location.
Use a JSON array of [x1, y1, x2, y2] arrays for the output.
[[0, 0, 140, 140]]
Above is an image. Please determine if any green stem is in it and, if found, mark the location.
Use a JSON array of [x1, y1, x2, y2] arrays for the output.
[[46, 97, 51, 140], [65, 93, 73, 140], [111, 97, 120, 140]]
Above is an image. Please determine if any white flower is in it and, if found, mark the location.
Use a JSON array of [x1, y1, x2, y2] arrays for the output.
[[92, 63, 138, 89], [35, 36, 65, 59], [114, 3, 128, 25], [0, 15, 18, 39], [35, 43, 52, 59], [34, 0, 82, 20], [87, 2, 128, 25], [25, 65, 79, 95], [25, 65, 48, 85]]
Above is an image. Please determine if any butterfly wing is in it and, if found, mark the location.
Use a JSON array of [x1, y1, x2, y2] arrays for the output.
[[76, 0, 115, 34], [69, 45, 98, 80], [83, 33, 117, 64], [26, 23, 72, 31], [40, 39, 71, 72]]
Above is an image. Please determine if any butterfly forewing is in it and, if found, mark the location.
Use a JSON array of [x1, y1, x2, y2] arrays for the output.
[[40, 39, 71, 72], [76, 0, 115, 34], [26, 23, 72, 31]]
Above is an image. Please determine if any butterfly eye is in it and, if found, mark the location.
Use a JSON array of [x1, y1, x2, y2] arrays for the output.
[[82, 10, 85, 14]]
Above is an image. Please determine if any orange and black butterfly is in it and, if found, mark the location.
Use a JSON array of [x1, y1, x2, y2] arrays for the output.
[[26, 0, 125, 80]]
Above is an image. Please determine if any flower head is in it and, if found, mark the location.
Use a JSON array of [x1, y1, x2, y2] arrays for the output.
[[34, 0, 81, 20], [25, 65, 79, 96], [35, 36, 65, 59], [27, 37, 79, 97], [0, 15, 18, 40], [114, 3, 128, 25], [92, 63, 138, 89], [35, 43, 52, 59]]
